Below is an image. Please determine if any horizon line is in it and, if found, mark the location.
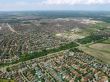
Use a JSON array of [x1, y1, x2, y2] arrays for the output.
[[0, 10, 110, 12]]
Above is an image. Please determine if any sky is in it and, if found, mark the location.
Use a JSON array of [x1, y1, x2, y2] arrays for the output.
[[0, 0, 110, 11]]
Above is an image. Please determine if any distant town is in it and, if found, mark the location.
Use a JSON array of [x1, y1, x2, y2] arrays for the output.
[[0, 11, 110, 82]]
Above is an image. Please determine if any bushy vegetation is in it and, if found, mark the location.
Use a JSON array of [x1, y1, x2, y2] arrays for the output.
[[77, 34, 109, 44], [20, 42, 79, 61], [69, 48, 83, 53]]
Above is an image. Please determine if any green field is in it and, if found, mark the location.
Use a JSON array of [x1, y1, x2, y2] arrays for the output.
[[0, 79, 15, 82], [102, 38, 110, 44], [90, 43, 110, 53], [79, 43, 110, 64]]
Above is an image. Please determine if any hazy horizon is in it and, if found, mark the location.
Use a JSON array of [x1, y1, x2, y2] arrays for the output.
[[0, 0, 110, 11]]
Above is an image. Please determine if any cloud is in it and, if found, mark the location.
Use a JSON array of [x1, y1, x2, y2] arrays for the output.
[[42, 0, 110, 5], [0, 1, 43, 10], [0, 0, 110, 11]]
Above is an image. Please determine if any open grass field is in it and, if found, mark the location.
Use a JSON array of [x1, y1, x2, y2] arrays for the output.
[[102, 38, 110, 44], [90, 43, 110, 53], [0, 79, 15, 82], [79, 43, 110, 64]]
